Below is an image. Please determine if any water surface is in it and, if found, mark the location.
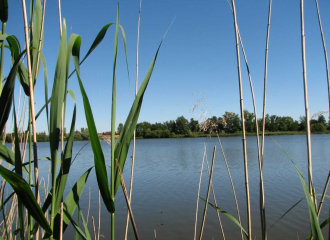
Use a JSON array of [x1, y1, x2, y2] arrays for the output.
[[32, 134, 330, 239]]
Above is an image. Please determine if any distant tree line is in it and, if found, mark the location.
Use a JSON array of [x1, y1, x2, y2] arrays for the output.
[[132, 110, 329, 138], [1, 111, 328, 142]]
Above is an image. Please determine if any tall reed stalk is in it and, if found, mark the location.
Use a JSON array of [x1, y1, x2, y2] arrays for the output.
[[111, 5, 120, 239], [314, 0, 330, 123], [125, 1, 142, 238], [21, 3, 40, 239], [0, 0, 6, 96], [198, 146, 216, 240], [230, 1, 251, 238], [300, 0, 313, 195]]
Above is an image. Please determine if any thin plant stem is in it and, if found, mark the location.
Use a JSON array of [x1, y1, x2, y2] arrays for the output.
[[115, 159, 139, 240], [198, 146, 216, 240], [58, 0, 62, 37], [317, 171, 330, 218], [194, 143, 207, 240], [87, 187, 91, 225], [98, 190, 100, 240], [300, 0, 313, 195], [231, 0, 251, 238], [0, 21, 6, 96], [21, 1, 40, 238], [111, 5, 119, 240], [204, 147, 225, 240], [314, 0, 330, 123], [216, 133, 243, 240], [92, 216, 96, 240], [125, 1, 142, 239], [226, 1, 267, 237]]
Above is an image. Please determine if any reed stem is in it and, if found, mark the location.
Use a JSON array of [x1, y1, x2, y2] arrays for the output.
[[314, 0, 330, 123], [194, 143, 207, 240], [317, 171, 330, 218], [125, 1, 142, 238], [111, 6, 119, 239], [115, 159, 139, 240], [231, 1, 251, 238], [198, 146, 216, 240], [0, 22, 6, 96], [204, 148, 225, 239], [300, 0, 313, 195], [21, 1, 40, 238]]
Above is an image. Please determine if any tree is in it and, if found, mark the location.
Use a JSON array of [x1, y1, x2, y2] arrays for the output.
[[189, 118, 199, 132], [244, 110, 255, 132], [175, 116, 189, 134], [318, 115, 326, 125], [80, 127, 90, 140], [117, 123, 123, 133], [311, 123, 326, 133], [223, 112, 241, 133]]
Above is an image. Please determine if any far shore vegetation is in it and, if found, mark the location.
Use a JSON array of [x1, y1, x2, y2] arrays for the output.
[[3, 110, 329, 142]]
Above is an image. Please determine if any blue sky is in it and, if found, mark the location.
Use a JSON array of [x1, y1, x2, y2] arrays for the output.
[[6, 0, 330, 132]]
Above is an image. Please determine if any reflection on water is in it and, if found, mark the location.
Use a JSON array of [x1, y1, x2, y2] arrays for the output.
[[22, 135, 330, 239]]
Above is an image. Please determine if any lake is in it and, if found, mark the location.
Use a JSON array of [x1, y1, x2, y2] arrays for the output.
[[26, 134, 330, 239]]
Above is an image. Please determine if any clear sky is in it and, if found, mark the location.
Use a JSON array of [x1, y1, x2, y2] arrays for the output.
[[6, 0, 330, 133]]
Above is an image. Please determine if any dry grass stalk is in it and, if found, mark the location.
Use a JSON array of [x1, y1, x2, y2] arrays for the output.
[[86, 187, 91, 225], [198, 146, 216, 240], [314, 0, 330, 122], [154, 229, 156, 240], [317, 171, 330, 218], [98, 190, 101, 240], [300, 0, 313, 195], [227, 0, 268, 235], [125, 1, 143, 239], [230, 0, 251, 238], [216, 134, 244, 240], [194, 143, 207, 240], [92, 216, 97, 240], [21, 2, 40, 240], [204, 148, 225, 240], [115, 159, 139, 240]]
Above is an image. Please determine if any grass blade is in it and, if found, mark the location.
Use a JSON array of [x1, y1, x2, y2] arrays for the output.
[[71, 35, 115, 213], [201, 198, 249, 239], [0, 165, 52, 234], [271, 137, 323, 240], [114, 34, 166, 194]]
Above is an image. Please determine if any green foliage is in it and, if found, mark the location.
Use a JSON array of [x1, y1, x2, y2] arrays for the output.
[[311, 123, 326, 133]]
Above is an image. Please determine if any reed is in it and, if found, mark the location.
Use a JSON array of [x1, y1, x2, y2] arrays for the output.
[[314, 0, 330, 123], [198, 146, 216, 240], [231, 0, 251, 238], [300, 0, 313, 195], [125, 1, 143, 238]]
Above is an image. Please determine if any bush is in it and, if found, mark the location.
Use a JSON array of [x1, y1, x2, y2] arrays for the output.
[[311, 123, 326, 133]]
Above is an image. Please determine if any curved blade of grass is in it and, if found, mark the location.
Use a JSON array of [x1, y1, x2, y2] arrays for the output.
[[63, 208, 89, 240], [268, 197, 304, 230], [71, 35, 115, 213], [0, 144, 15, 165], [114, 37, 165, 194], [40, 53, 49, 130], [6, 35, 21, 60], [270, 137, 323, 240], [54, 91, 76, 216], [0, 165, 52, 234], [79, 204, 92, 240], [41, 167, 93, 239], [31, 0, 43, 80], [13, 105, 24, 239], [201, 198, 249, 239], [0, 50, 25, 133], [0, 191, 14, 212], [68, 23, 129, 80], [49, 18, 67, 238]]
